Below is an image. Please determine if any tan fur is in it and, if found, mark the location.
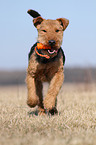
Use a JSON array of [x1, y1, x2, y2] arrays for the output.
[[26, 10, 69, 115]]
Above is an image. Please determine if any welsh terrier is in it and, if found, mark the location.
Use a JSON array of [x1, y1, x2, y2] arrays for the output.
[[26, 9, 69, 115]]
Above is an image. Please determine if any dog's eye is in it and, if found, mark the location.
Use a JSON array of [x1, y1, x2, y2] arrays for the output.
[[56, 29, 60, 32], [42, 30, 47, 32]]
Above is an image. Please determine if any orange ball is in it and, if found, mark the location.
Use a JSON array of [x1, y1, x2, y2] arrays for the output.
[[37, 43, 51, 50]]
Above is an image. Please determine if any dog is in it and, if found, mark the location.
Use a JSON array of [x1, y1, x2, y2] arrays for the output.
[[26, 9, 69, 115]]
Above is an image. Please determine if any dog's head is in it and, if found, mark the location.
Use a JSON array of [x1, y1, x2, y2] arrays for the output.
[[28, 10, 69, 52]]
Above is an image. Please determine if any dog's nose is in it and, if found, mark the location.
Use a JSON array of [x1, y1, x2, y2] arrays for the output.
[[49, 40, 56, 46]]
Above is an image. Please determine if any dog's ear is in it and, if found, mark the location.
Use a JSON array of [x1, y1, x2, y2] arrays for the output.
[[33, 16, 44, 28], [56, 18, 69, 31], [27, 9, 41, 18], [27, 9, 44, 29]]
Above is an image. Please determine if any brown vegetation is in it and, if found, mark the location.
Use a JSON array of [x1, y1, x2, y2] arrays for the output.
[[0, 83, 96, 145]]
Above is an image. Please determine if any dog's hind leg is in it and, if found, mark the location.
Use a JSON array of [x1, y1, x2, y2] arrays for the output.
[[43, 69, 64, 115], [35, 79, 45, 115]]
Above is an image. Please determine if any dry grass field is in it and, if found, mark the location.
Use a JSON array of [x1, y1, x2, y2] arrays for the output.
[[0, 83, 96, 145]]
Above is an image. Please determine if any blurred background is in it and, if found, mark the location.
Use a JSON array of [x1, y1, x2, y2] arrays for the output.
[[0, 0, 96, 85]]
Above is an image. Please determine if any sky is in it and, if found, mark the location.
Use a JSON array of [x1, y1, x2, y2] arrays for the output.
[[0, 0, 96, 70]]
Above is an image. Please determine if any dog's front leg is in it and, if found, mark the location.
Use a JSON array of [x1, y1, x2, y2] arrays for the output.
[[26, 73, 39, 108], [44, 69, 64, 115]]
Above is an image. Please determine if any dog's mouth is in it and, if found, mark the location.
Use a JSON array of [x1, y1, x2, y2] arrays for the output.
[[47, 49, 58, 54], [47, 47, 58, 54]]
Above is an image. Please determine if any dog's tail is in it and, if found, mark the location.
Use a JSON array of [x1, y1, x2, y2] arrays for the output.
[[27, 9, 41, 18]]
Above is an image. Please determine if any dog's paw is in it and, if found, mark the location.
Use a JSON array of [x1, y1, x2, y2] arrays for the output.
[[44, 98, 58, 115], [44, 97, 54, 109], [49, 107, 58, 115], [38, 107, 46, 116], [27, 97, 39, 108]]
